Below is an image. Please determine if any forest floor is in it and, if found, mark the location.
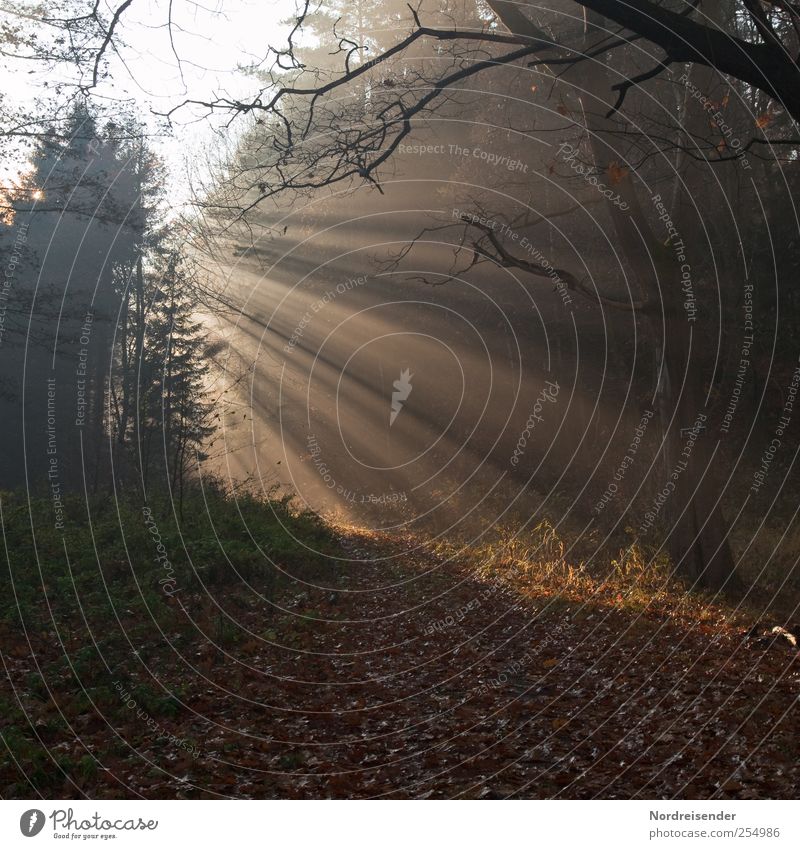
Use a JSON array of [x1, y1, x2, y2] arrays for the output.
[[2, 519, 799, 799]]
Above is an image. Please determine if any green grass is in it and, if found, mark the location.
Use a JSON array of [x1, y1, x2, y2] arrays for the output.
[[0, 482, 341, 796], [0, 483, 338, 618]]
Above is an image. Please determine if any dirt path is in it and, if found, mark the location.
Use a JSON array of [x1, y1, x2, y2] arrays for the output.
[[3, 529, 799, 798]]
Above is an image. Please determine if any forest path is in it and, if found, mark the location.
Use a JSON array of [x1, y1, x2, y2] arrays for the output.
[[3, 528, 798, 799]]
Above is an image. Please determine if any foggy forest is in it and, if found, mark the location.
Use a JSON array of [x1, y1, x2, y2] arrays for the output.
[[1, 0, 799, 806]]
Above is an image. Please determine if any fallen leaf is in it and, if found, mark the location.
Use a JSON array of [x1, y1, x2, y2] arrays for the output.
[[756, 112, 773, 130], [607, 161, 629, 186]]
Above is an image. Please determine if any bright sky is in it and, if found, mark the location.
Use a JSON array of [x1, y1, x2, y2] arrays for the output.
[[2, 0, 299, 205], [101, 0, 294, 108]]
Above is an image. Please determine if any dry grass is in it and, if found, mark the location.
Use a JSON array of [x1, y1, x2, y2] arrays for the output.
[[422, 519, 754, 632]]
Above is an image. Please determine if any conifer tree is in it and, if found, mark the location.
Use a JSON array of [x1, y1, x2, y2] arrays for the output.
[[0, 101, 131, 490]]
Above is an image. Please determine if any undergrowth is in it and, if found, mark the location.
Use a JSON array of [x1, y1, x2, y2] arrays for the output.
[[425, 518, 752, 628], [0, 482, 341, 796]]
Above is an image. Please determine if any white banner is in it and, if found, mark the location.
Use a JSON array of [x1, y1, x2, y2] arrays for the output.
[[2, 800, 798, 849]]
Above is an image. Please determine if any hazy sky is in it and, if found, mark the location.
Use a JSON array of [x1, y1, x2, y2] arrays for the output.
[[2, 0, 298, 202], [115, 0, 297, 205], [99, 0, 294, 108]]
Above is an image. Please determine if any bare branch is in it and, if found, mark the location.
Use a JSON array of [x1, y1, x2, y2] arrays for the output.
[[82, 0, 136, 91], [459, 215, 649, 312], [606, 57, 674, 118]]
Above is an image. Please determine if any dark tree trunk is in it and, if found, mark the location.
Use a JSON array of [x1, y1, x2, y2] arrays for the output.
[[575, 9, 739, 591], [661, 312, 739, 591]]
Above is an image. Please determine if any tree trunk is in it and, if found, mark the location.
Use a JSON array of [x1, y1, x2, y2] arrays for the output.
[[661, 302, 739, 591], [487, 1, 740, 590], [575, 10, 738, 591]]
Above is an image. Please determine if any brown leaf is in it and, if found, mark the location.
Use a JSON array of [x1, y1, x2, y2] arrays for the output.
[[755, 112, 773, 129], [607, 161, 629, 186]]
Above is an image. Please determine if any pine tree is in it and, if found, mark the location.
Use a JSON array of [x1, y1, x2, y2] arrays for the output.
[[106, 127, 167, 482], [134, 252, 214, 504], [0, 100, 134, 490]]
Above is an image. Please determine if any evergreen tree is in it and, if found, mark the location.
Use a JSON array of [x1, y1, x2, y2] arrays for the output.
[[0, 104, 217, 500], [131, 252, 214, 503], [0, 101, 132, 491]]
